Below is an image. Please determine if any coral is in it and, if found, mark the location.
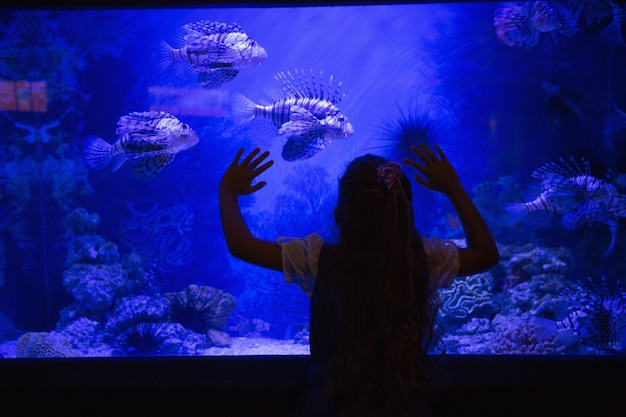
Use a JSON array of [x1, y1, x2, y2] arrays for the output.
[[63, 263, 126, 311], [56, 317, 106, 356], [65, 207, 100, 235], [105, 295, 202, 356], [497, 244, 573, 291], [206, 328, 231, 347], [437, 272, 499, 328], [227, 314, 271, 338], [489, 315, 561, 355], [16, 332, 75, 358], [165, 284, 237, 334], [65, 234, 121, 267], [105, 295, 170, 334], [114, 322, 193, 356]]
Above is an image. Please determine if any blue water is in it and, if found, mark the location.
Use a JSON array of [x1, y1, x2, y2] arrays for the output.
[[1, 2, 626, 357]]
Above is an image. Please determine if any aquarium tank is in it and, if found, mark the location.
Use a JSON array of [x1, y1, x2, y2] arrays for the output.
[[1, 0, 625, 359]]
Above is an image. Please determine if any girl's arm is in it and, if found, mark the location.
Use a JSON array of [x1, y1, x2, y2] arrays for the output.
[[219, 148, 283, 271], [404, 143, 500, 276]]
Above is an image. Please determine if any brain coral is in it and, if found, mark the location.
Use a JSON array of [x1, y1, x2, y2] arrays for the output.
[[437, 272, 498, 328], [16, 332, 75, 358]]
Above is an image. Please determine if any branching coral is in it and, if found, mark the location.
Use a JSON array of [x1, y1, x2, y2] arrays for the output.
[[120, 203, 194, 275]]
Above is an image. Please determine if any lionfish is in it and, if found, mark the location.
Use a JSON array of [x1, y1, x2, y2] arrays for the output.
[[83, 111, 199, 181], [230, 69, 354, 161], [563, 277, 626, 352], [160, 20, 267, 89], [504, 156, 626, 257], [493, 1, 578, 50]]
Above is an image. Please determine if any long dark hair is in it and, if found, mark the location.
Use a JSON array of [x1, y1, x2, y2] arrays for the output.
[[328, 154, 437, 416]]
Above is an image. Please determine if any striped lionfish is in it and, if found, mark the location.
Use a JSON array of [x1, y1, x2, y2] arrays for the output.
[[83, 111, 199, 181], [541, 276, 626, 352], [504, 156, 626, 257], [160, 20, 267, 89], [230, 69, 354, 161], [493, 1, 578, 51]]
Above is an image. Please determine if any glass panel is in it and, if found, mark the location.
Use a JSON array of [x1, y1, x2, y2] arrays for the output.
[[1, 1, 625, 358]]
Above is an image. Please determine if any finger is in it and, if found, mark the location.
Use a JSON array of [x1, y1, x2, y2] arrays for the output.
[[231, 148, 245, 166], [253, 159, 274, 176], [403, 158, 424, 170], [249, 150, 271, 170], [414, 174, 430, 189], [434, 145, 448, 163], [242, 148, 261, 165], [419, 143, 437, 161], [249, 181, 267, 193], [410, 146, 429, 163]]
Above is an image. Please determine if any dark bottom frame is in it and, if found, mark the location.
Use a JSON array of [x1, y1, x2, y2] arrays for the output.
[[1, 355, 624, 417]]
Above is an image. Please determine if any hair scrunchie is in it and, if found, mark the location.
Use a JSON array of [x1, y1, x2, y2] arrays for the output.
[[376, 161, 403, 190]]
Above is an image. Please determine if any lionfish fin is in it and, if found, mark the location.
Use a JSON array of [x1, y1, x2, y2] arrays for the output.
[[182, 20, 244, 36], [503, 201, 554, 228], [230, 92, 257, 125], [532, 156, 590, 182], [116, 111, 175, 135], [198, 68, 239, 90], [278, 106, 324, 138], [83, 136, 113, 170], [159, 41, 176, 72], [274, 69, 345, 104], [110, 154, 127, 172], [281, 134, 330, 162], [131, 154, 175, 181]]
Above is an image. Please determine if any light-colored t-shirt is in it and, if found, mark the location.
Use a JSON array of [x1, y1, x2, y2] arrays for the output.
[[276, 233, 460, 298]]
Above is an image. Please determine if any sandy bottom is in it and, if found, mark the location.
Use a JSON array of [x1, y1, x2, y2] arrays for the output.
[[200, 337, 310, 356], [0, 337, 310, 358]]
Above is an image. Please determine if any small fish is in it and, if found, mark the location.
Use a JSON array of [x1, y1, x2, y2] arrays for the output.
[[231, 69, 354, 161], [505, 156, 626, 257], [83, 111, 199, 181], [494, 1, 578, 50], [160, 20, 267, 89]]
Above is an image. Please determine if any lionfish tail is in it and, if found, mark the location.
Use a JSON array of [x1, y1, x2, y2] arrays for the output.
[[83, 136, 113, 170]]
